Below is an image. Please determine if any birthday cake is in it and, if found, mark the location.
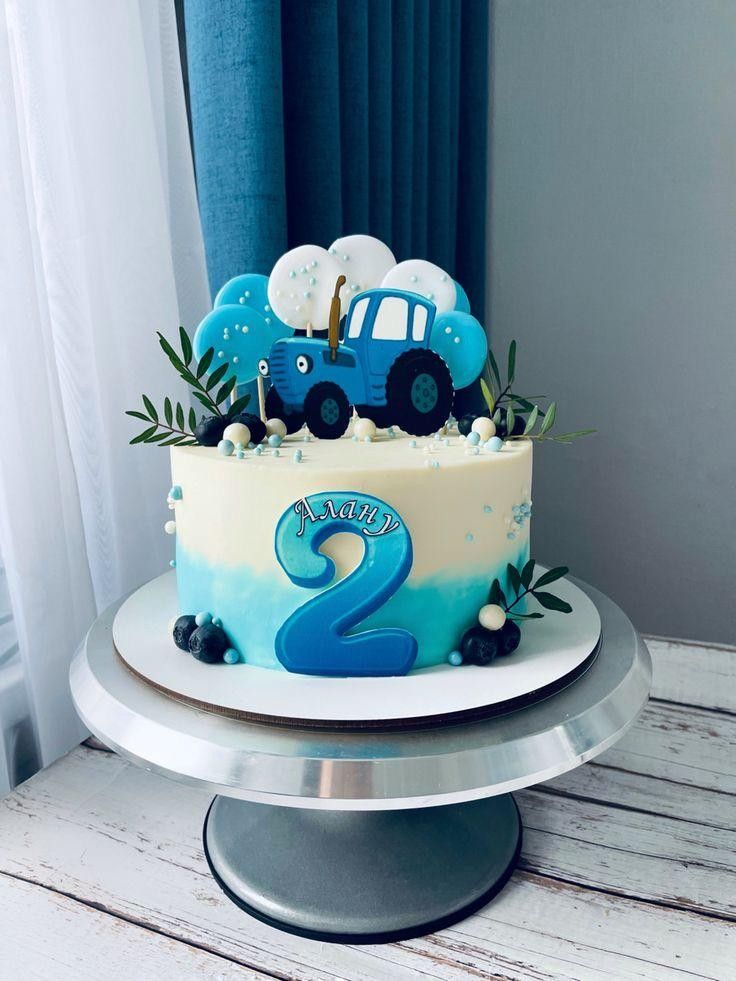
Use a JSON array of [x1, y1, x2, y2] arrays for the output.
[[128, 235, 592, 679]]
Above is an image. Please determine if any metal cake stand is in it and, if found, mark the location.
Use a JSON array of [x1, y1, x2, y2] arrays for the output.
[[69, 579, 651, 944]]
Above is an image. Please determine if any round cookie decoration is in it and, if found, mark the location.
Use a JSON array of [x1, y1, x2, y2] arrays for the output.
[[381, 258, 457, 314], [267, 245, 345, 333], [430, 311, 488, 390], [328, 234, 396, 298], [193, 304, 287, 386]]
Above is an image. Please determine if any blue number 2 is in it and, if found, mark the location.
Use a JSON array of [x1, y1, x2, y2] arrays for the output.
[[273, 492, 418, 676]]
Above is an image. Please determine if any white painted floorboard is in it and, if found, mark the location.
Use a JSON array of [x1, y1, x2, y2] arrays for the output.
[[0, 636, 733, 980]]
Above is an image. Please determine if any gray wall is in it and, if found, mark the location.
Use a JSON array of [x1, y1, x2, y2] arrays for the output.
[[487, 0, 736, 643]]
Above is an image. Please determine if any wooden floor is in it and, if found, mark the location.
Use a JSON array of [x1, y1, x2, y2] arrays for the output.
[[0, 637, 734, 980]]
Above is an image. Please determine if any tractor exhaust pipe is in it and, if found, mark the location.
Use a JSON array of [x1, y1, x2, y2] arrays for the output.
[[328, 275, 346, 362]]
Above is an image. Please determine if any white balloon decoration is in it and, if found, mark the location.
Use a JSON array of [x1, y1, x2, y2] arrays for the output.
[[267, 245, 344, 333], [381, 258, 457, 314], [328, 235, 396, 298]]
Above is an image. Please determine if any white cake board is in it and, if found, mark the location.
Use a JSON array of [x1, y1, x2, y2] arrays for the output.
[[112, 571, 601, 726]]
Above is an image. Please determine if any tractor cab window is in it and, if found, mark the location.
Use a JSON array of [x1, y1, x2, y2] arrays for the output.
[[347, 296, 370, 339], [412, 304, 429, 341], [372, 296, 409, 341]]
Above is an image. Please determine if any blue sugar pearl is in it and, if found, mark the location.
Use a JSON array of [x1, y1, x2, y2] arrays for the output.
[[352, 435, 359, 442], [168, 485, 182, 501], [470, 447, 479, 455], [448, 650, 463, 667], [248, 442, 255, 449], [218, 439, 234, 456], [409, 439, 417, 448], [431, 459, 440, 469], [273, 448, 280, 457], [236, 442, 244, 451], [466, 533, 474, 542], [363, 435, 372, 443], [507, 532, 516, 541], [293, 450, 303, 463], [195, 611, 212, 627], [483, 504, 493, 513], [268, 433, 283, 448], [223, 648, 240, 665], [467, 431, 480, 446], [487, 436, 503, 452], [303, 434, 312, 442], [169, 559, 176, 568], [254, 445, 263, 456], [512, 505, 521, 514], [212, 616, 222, 627], [237, 449, 245, 459], [443, 438, 450, 446]]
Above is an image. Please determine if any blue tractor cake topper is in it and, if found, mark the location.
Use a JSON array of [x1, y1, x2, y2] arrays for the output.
[[193, 236, 489, 439]]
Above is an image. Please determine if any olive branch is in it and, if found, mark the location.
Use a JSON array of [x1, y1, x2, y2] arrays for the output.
[[489, 560, 573, 622]]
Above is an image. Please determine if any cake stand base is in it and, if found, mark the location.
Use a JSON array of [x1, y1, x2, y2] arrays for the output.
[[203, 794, 522, 943]]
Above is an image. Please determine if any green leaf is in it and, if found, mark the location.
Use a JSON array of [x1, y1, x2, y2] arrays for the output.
[[523, 405, 539, 435], [551, 429, 596, 443], [142, 395, 158, 423], [487, 348, 502, 390], [227, 394, 252, 418], [188, 407, 198, 431], [130, 426, 157, 445], [539, 400, 557, 435], [176, 402, 185, 430], [533, 591, 572, 614], [507, 339, 517, 385], [520, 559, 536, 588], [216, 376, 237, 405], [193, 391, 215, 412], [480, 378, 495, 414], [508, 612, 544, 620], [179, 439, 199, 446], [512, 396, 536, 412], [126, 410, 150, 422], [164, 397, 173, 427], [533, 566, 569, 588], [488, 579, 507, 608], [145, 430, 170, 443], [206, 362, 229, 391], [158, 332, 186, 374], [179, 326, 193, 366], [492, 408, 502, 425], [507, 562, 522, 596], [196, 347, 214, 379], [506, 406, 515, 435], [159, 435, 186, 447]]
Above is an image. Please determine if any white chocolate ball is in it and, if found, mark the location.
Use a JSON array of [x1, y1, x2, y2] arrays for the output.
[[354, 417, 377, 441], [266, 418, 287, 439], [164, 520, 176, 536], [471, 417, 496, 442], [478, 604, 506, 631], [223, 422, 251, 447]]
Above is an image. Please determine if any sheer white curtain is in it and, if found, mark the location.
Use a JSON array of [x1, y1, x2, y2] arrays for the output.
[[0, 0, 210, 793]]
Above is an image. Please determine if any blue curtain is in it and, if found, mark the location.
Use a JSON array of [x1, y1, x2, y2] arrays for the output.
[[183, 0, 489, 318]]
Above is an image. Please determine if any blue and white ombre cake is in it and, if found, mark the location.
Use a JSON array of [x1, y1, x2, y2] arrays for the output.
[[169, 431, 532, 675]]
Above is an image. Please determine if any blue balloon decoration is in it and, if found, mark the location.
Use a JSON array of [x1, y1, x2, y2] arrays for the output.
[[430, 311, 488, 390], [454, 280, 471, 314], [197, 273, 293, 384]]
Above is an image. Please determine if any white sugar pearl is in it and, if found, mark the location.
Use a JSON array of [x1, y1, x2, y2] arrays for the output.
[[164, 520, 176, 535], [266, 418, 287, 439], [354, 417, 377, 441], [471, 417, 496, 442], [223, 422, 251, 446], [478, 604, 506, 631]]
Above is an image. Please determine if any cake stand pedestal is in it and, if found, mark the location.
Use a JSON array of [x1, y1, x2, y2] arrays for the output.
[[69, 580, 650, 944]]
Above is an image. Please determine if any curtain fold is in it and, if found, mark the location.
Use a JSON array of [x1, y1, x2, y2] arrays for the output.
[[0, 0, 209, 791], [183, 0, 489, 316]]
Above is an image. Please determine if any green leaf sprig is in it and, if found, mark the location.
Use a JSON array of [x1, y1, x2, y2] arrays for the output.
[[125, 326, 250, 446], [489, 560, 572, 622], [480, 339, 595, 445]]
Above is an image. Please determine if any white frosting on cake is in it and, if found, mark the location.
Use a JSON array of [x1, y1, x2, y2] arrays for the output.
[[170, 430, 532, 671]]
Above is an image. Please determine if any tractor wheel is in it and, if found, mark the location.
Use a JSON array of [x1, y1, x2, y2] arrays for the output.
[[354, 404, 394, 430], [385, 349, 453, 436], [304, 382, 351, 440], [265, 387, 305, 434]]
